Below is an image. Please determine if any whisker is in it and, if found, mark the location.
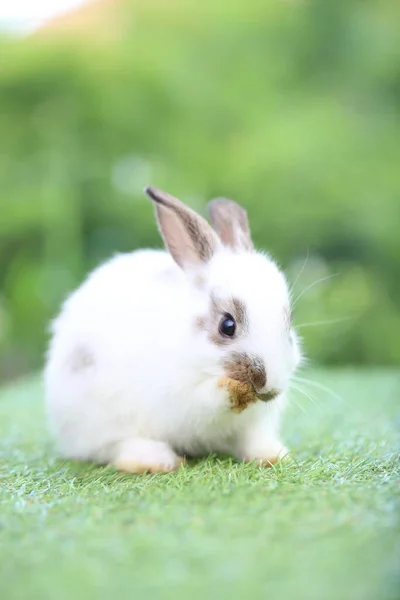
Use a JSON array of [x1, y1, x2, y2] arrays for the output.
[[292, 375, 344, 404], [292, 273, 339, 308], [289, 249, 310, 299], [295, 316, 353, 330], [288, 394, 308, 414], [291, 382, 322, 409], [296, 385, 320, 406]]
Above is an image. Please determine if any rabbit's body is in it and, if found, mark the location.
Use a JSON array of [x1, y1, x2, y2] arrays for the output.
[[45, 188, 301, 473]]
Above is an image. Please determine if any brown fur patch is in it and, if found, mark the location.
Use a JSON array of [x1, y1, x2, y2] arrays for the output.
[[69, 345, 95, 373], [218, 376, 257, 413], [223, 352, 266, 391]]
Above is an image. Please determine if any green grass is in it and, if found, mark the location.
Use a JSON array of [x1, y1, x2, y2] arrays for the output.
[[0, 370, 399, 600]]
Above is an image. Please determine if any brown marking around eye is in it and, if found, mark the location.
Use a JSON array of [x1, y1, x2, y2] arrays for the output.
[[223, 352, 266, 391], [207, 295, 249, 346], [69, 345, 95, 373], [231, 298, 248, 329], [194, 296, 249, 342]]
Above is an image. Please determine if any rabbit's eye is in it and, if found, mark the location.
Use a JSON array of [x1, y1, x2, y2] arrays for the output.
[[219, 314, 236, 338]]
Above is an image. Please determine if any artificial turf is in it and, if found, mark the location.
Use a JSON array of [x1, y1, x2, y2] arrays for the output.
[[0, 369, 399, 600]]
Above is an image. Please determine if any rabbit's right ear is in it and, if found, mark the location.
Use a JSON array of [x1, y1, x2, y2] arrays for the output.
[[207, 198, 254, 252], [145, 186, 219, 270]]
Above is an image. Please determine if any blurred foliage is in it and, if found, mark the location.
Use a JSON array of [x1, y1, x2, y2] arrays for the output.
[[0, 0, 399, 380]]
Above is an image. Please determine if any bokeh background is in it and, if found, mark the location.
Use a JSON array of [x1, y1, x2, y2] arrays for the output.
[[1, 0, 399, 383]]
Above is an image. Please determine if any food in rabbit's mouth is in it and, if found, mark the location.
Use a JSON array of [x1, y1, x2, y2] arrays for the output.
[[218, 376, 257, 413]]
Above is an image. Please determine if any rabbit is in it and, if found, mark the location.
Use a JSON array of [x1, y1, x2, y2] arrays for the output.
[[44, 186, 302, 473]]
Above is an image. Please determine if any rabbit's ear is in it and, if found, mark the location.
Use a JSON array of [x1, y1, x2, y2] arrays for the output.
[[145, 186, 219, 269], [207, 198, 254, 252]]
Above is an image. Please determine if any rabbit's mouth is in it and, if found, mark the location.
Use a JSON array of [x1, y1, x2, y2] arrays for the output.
[[217, 375, 280, 414], [256, 389, 280, 402]]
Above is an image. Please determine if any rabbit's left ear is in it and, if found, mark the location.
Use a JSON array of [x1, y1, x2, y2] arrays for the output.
[[207, 198, 254, 252]]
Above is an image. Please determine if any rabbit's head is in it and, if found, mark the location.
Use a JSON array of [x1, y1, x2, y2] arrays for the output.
[[145, 186, 301, 409]]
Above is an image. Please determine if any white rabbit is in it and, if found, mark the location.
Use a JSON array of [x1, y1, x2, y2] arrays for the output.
[[44, 186, 301, 473]]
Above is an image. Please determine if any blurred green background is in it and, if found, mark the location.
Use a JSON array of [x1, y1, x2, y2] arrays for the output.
[[0, 0, 399, 382]]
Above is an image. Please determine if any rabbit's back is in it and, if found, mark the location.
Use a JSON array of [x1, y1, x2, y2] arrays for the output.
[[44, 249, 198, 461]]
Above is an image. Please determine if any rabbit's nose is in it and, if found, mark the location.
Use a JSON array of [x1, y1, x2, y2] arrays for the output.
[[223, 352, 266, 392]]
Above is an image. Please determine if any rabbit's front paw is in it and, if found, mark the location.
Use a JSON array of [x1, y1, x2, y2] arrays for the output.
[[240, 442, 289, 467], [113, 439, 184, 474]]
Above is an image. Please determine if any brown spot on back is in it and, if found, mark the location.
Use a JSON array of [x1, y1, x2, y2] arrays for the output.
[[69, 345, 95, 373], [223, 352, 266, 391]]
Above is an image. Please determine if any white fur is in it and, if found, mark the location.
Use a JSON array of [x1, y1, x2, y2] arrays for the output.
[[45, 243, 301, 471]]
